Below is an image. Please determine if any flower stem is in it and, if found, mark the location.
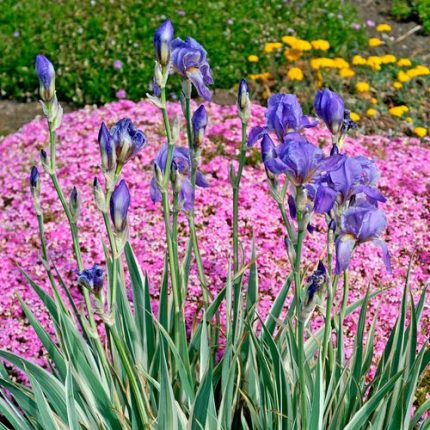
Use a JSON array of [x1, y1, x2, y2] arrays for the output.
[[294, 208, 307, 429], [322, 225, 334, 360]]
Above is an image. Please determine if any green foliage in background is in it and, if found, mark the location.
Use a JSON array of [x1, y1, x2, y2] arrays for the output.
[[0, 0, 365, 105], [392, 0, 430, 33]]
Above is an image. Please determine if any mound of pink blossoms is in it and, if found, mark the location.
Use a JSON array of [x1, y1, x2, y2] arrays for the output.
[[0, 100, 429, 365]]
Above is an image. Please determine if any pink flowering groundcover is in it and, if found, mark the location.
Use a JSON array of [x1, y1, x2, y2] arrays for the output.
[[0, 100, 429, 366]]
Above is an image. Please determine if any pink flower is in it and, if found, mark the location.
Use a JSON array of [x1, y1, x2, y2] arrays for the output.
[[113, 60, 123, 70], [116, 89, 126, 99]]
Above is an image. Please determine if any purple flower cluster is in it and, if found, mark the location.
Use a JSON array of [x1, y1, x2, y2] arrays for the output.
[[150, 144, 209, 211], [251, 90, 391, 274]]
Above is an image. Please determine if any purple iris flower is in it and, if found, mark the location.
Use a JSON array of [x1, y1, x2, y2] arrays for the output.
[[314, 89, 345, 135], [248, 93, 317, 146], [192, 105, 208, 148], [154, 19, 174, 66], [171, 37, 214, 100], [98, 122, 116, 172], [110, 180, 130, 233], [30, 166, 40, 189], [150, 144, 208, 211], [35, 54, 55, 100], [335, 200, 391, 274], [266, 94, 317, 141], [110, 118, 146, 165], [319, 155, 386, 210], [78, 264, 105, 293], [263, 133, 341, 186]]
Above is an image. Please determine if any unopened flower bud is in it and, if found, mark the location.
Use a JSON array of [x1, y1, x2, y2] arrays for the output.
[[296, 188, 308, 212], [110, 180, 130, 233], [35, 55, 55, 102], [29, 166, 42, 215], [171, 161, 182, 193], [228, 163, 236, 186], [111, 118, 146, 166], [300, 260, 326, 323], [40, 149, 50, 173], [93, 177, 106, 212], [154, 62, 163, 88], [69, 186, 80, 223], [154, 19, 174, 67], [98, 122, 116, 172], [284, 236, 296, 266], [182, 79, 192, 99], [237, 79, 251, 122], [192, 105, 208, 149], [172, 115, 180, 143]]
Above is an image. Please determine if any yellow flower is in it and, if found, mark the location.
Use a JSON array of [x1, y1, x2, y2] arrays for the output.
[[339, 68, 355, 78], [397, 71, 410, 83], [350, 112, 360, 122], [352, 55, 367, 66], [291, 39, 312, 51], [287, 67, 304, 81], [368, 37, 383, 47], [380, 54, 397, 64], [310, 57, 335, 70], [311, 39, 330, 51], [397, 58, 412, 67], [407, 65, 430, 78], [367, 56, 382, 70], [248, 55, 259, 63], [376, 23, 392, 32], [406, 116, 413, 123], [282, 35, 298, 46], [393, 81, 403, 89], [371, 97, 378, 105], [356, 81, 370, 92], [264, 42, 283, 53], [284, 48, 302, 62], [333, 58, 350, 69], [366, 108, 377, 117], [388, 105, 409, 117], [414, 127, 427, 138], [249, 72, 272, 81]]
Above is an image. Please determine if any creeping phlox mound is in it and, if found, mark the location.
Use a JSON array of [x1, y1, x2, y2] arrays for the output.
[[0, 100, 429, 365]]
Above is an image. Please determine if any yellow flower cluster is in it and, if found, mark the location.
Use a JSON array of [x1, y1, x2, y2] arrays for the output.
[[284, 48, 302, 62], [376, 23, 392, 32], [310, 57, 350, 70], [414, 127, 427, 138], [311, 40, 330, 51], [287, 67, 304, 81], [368, 38, 383, 47], [397, 58, 412, 67], [281, 36, 312, 51], [388, 105, 409, 117], [339, 68, 355, 78], [264, 42, 283, 53], [407, 65, 430, 78], [249, 72, 272, 81], [356, 81, 370, 92], [248, 55, 259, 63], [380, 54, 396, 64], [352, 55, 397, 70], [366, 108, 377, 117]]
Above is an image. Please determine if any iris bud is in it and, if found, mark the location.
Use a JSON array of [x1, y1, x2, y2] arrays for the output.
[[30, 166, 42, 215], [284, 236, 296, 266], [330, 144, 339, 156], [237, 79, 251, 122], [98, 122, 116, 172], [314, 88, 345, 136], [154, 19, 174, 67], [35, 55, 55, 101], [78, 264, 105, 294], [296, 188, 308, 212], [110, 180, 130, 233], [192, 105, 208, 149], [93, 177, 106, 212], [69, 186, 80, 222], [40, 149, 50, 173], [111, 118, 147, 166]]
